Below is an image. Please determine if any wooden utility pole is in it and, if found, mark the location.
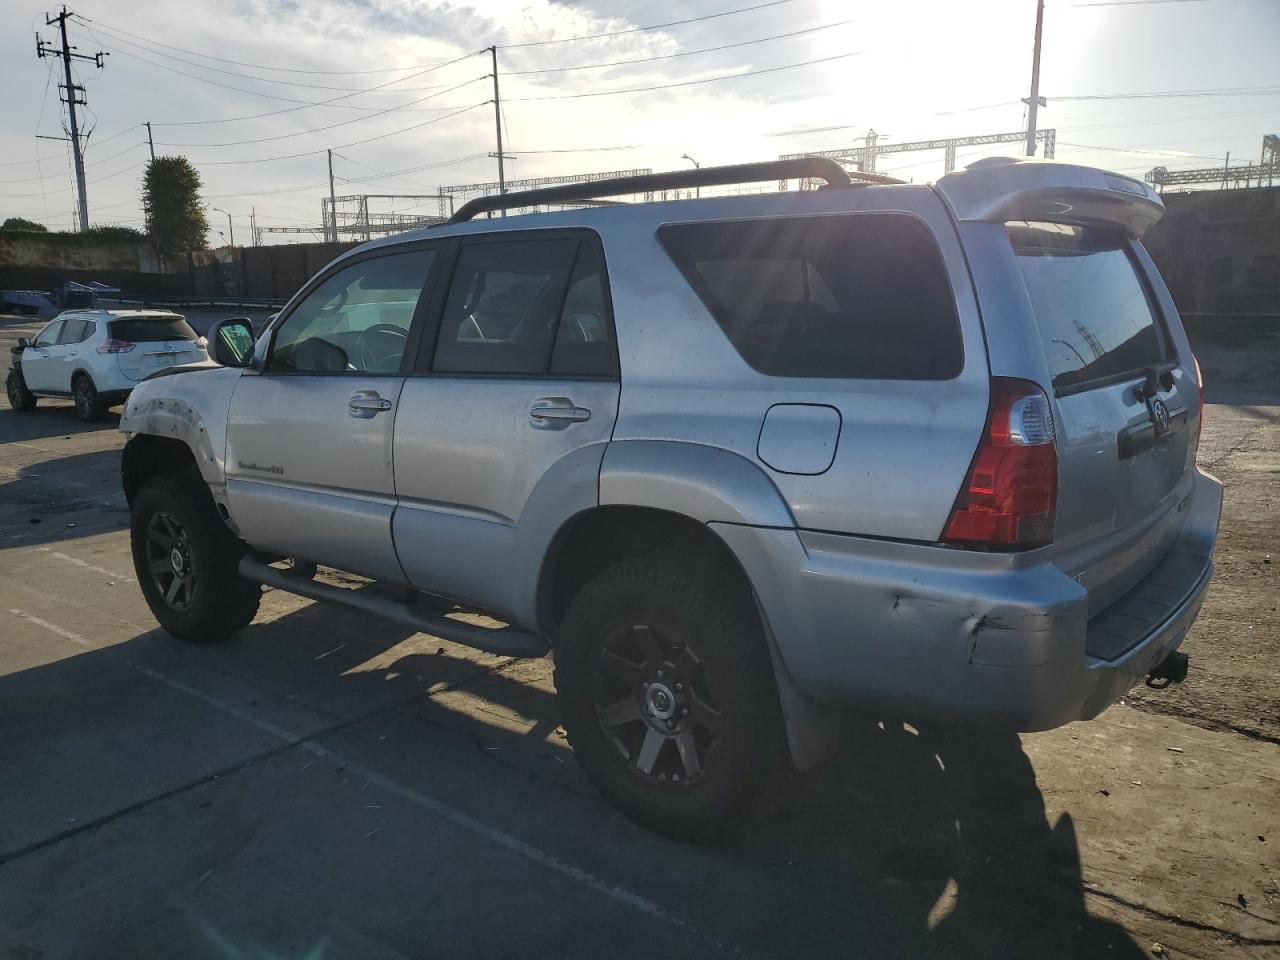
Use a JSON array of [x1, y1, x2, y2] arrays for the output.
[[1024, 0, 1046, 156], [36, 7, 106, 231]]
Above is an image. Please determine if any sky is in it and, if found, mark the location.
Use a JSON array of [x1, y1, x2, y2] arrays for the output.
[[0, 0, 1276, 244]]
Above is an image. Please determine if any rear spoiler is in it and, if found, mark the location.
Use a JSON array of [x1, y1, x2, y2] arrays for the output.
[[934, 157, 1164, 238]]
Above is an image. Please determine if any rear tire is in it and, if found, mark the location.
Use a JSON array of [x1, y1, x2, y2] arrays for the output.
[[130, 467, 261, 643], [6, 370, 36, 412], [73, 373, 106, 422], [555, 552, 792, 841]]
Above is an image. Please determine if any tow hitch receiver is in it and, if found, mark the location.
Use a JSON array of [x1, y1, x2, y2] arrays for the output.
[[1146, 651, 1190, 688]]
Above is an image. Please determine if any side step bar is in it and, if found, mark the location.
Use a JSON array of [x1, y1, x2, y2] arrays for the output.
[[238, 557, 549, 658]]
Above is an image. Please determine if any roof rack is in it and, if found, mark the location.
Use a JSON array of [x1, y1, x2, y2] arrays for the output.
[[445, 157, 900, 224]]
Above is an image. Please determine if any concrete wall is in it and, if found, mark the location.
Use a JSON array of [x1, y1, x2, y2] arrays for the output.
[[1143, 186, 1280, 317], [0, 233, 159, 273]]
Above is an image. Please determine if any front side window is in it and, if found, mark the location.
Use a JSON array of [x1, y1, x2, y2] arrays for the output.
[[1008, 222, 1167, 393], [34, 319, 64, 348], [658, 214, 964, 379], [270, 249, 433, 374], [59, 318, 90, 344]]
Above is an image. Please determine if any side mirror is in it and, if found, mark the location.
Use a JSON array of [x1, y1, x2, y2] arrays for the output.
[[207, 318, 255, 368], [16, 337, 30, 349]]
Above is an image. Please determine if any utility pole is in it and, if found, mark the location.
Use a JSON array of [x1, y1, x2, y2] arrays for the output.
[[250, 206, 257, 247], [1024, 0, 1046, 156], [489, 46, 507, 214], [327, 149, 337, 242], [36, 7, 106, 231], [145, 121, 154, 161]]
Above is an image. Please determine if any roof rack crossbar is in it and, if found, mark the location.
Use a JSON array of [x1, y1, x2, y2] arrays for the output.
[[444, 157, 894, 224]]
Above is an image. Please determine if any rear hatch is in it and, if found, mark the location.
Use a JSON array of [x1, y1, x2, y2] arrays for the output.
[[110, 314, 205, 381], [1007, 221, 1199, 615]]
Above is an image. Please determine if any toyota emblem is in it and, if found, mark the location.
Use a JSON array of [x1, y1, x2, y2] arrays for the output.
[[1149, 396, 1171, 436]]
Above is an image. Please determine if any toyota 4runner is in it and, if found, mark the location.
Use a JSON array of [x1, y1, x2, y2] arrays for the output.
[[120, 157, 1221, 839]]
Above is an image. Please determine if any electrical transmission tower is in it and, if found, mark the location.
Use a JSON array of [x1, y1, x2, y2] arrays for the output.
[[36, 6, 106, 232]]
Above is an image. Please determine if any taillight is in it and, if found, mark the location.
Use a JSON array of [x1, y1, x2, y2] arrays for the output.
[[943, 377, 1058, 550], [97, 339, 136, 354], [1192, 354, 1204, 452]]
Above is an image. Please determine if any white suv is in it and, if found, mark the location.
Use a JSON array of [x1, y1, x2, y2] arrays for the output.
[[7, 309, 206, 421]]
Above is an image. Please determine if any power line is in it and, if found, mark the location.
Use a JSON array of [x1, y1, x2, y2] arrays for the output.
[[195, 102, 486, 165], [82, 26, 481, 112], [73, 13, 475, 76], [156, 75, 488, 148], [78, 19, 469, 94], [506, 19, 854, 75], [0, 140, 144, 183], [147, 52, 487, 128], [507, 51, 859, 102], [1054, 84, 1280, 102], [500, 0, 797, 48]]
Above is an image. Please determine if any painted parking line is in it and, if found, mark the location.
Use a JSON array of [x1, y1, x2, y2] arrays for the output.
[[35, 547, 135, 582], [7, 608, 91, 647], [6, 609, 689, 934]]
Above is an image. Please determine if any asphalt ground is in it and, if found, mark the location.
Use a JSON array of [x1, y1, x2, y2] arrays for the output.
[[2, 311, 1277, 960]]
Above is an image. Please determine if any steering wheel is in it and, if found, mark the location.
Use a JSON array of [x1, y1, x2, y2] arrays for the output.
[[356, 322, 408, 372], [317, 286, 349, 317]]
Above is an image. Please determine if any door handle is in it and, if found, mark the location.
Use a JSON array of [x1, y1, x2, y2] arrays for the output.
[[349, 390, 393, 418], [530, 398, 591, 425]]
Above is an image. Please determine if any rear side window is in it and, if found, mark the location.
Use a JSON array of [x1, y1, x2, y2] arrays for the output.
[[658, 214, 963, 379], [434, 237, 616, 377], [1008, 222, 1167, 394], [110, 316, 198, 343]]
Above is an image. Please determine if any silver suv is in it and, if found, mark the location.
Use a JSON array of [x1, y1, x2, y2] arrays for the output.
[[120, 157, 1221, 839]]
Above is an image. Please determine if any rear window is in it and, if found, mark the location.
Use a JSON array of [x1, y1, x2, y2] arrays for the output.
[[110, 315, 198, 343], [1008, 222, 1167, 394], [657, 213, 963, 379]]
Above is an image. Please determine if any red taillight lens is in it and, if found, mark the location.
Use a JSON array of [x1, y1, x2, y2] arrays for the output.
[[943, 378, 1058, 549], [97, 339, 136, 354], [1192, 354, 1204, 452]]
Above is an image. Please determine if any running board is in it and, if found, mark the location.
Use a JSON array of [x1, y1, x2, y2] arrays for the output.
[[238, 557, 549, 658]]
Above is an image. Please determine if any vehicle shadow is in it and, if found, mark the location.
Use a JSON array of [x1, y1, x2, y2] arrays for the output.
[[0, 591, 1148, 959], [0, 406, 122, 443], [0, 447, 128, 546]]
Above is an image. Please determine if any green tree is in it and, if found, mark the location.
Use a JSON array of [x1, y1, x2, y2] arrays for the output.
[[1, 217, 48, 232], [142, 156, 209, 255]]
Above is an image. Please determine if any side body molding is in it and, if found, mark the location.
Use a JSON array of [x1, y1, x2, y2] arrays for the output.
[[599, 440, 796, 528]]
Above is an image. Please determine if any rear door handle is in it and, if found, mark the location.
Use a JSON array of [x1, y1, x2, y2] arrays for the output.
[[349, 390, 393, 418], [530, 398, 591, 426]]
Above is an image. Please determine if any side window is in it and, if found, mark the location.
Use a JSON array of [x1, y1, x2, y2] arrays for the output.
[[433, 239, 579, 375], [550, 242, 618, 377], [33, 319, 64, 348], [269, 249, 434, 374], [59, 318, 90, 344], [658, 214, 964, 380]]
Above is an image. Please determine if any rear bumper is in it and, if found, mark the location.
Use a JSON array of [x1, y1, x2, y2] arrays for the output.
[[713, 468, 1222, 731]]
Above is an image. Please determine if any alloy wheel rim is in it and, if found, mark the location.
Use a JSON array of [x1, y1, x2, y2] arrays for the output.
[[145, 511, 196, 612], [7, 378, 20, 406], [592, 623, 722, 783], [76, 382, 90, 415]]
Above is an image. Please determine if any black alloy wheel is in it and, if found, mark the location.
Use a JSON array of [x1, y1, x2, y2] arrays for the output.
[[594, 622, 722, 783], [144, 510, 197, 612]]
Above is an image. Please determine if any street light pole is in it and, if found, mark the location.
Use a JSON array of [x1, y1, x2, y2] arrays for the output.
[[681, 153, 701, 199], [212, 207, 234, 246]]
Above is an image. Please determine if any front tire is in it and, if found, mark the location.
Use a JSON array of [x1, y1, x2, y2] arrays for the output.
[[73, 373, 106, 422], [555, 552, 792, 840], [130, 467, 261, 642], [6, 370, 36, 412]]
